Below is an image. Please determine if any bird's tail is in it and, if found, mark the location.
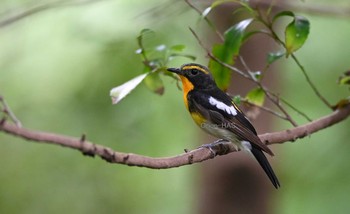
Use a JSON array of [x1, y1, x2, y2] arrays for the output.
[[250, 146, 280, 189]]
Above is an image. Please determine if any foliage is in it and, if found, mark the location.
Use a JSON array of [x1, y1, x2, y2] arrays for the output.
[[109, 0, 345, 126], [1, 0, 350, 214], [208, 18, 253, 90], [110, 29, 195, 104]]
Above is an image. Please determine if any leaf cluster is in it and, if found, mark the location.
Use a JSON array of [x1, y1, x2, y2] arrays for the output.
[[110, 0, 349, 117]]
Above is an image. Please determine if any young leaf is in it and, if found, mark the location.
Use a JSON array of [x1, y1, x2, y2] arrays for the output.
[[202, 6, 212, 18], [338, 70, 350, 86], [209, 45, 232, 90], [137, 29, 155, 56], [202, 0, 231, 18], [232, 95, 241, 105], [209, 18, 253, 90], [272, 11, 295, 23], [267, 51, 285, 64], [339, 76, 350, 86], [245, 87, 265, 106], [143, 72, 164, 95], [249, 71, 262, 81], [170, 44, 186, 52], [110, 73, 148, 104], [203, 0, 254, 19], [225, 19, 253, 54], [285, 16, 310, 56], [272, 11, 310, 56], [169, 53, 196, 61]]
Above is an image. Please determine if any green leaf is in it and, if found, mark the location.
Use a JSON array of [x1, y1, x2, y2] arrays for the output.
[[155, 44, 166, 52], [202, 1, 254, 20], [137, 29, 154, 45], [249, 71, 262, 81], [272, 11, 310, 56], [202, 6, 212, 18], [209, 18, 253, 90], [245, 87, 265, 106], [232, 95, 241, 105], [339, 76, 350, 85], [209, 45, 231, 90], [137, 29, 154, 53], [224, 18, 253, 54], [202, 0, 233, 18], [143, 72, 164, 95], [338, 70, 350, 85], [267, 51, 285, 64], [170, 44, 186, 52], [285, 16, 310, 56], [272, 11, 295, 23], [169, 53, 196, 61]]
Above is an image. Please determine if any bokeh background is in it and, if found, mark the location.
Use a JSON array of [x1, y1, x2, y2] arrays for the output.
[[0, 0, 349, 213]]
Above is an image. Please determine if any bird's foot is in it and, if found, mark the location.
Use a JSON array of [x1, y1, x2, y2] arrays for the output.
[[199, 139, 230, 157]]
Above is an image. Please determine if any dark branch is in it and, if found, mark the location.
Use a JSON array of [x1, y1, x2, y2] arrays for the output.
[[1, 104, 349, 169]]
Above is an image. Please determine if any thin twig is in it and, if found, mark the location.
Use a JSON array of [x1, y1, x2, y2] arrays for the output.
[[0, 0, 106, 28], [189, 27, 248, 78], [280, 97, 313, 122], [255, 81, 298, 127], [238, 55, 300, 125], [225, 56, 298, 126], [190, 27, 298, 126], [290, 53, 332, 109], [241, 99, 288, 120], [262, 17, 332, 110], [0, 96, 22, 127], [213, 52, 298, 126], [184, 0, 224, 42]]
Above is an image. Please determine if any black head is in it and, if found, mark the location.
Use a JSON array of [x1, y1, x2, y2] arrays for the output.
[[167, 63, 216, 90]]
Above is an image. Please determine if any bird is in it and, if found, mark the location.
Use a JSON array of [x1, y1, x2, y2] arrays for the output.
[[167, 63, 280, 189]]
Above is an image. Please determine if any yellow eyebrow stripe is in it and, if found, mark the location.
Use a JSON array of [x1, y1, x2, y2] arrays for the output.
[[182, 65, 209, 74]]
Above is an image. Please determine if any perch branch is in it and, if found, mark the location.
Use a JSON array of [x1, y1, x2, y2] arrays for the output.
[[1, 104, 349, 169]]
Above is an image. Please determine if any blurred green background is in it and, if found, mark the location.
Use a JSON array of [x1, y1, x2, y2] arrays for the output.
[[0, 0, 349, 213]]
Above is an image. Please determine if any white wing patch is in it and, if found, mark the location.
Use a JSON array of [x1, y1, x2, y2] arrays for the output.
[[208, 96, 237, 116]]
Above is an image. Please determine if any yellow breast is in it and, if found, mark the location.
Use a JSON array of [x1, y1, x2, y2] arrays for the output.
[[190, 112, 207, 127]]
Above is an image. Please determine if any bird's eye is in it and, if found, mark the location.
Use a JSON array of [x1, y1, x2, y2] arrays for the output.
[[190, 69, 199, 76]]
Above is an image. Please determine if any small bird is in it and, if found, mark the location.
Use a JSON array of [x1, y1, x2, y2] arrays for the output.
[[167, 63, 280, 188]]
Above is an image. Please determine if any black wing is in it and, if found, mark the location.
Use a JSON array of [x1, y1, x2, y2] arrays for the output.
[[188, 90, 274, 156]]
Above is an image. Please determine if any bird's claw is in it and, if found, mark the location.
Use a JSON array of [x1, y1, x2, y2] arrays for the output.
[[199, 139, 229, 157]]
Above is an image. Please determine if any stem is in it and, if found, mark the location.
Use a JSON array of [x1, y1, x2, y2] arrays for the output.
[[265, 18, 332, 109], [190, 26, 298, 126], [280, 97, 313, 122], [290, 53, 333, 109], [0, 96, 22, 127], [184, 0, 224, 42]]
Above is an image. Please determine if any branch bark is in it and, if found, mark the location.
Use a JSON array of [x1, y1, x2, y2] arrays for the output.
[[1, 104, 349, 169]]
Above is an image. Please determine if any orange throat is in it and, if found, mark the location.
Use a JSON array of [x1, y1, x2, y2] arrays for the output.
[[179, 76, 194, 110]]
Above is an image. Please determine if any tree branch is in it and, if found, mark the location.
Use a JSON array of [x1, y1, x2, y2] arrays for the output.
[[0, 96, 22, 127], [1, 104, 349, 169], [0, 0, 106, 28]]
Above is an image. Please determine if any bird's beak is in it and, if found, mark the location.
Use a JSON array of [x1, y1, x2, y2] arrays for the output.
[[167, 67, 181, 75]]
